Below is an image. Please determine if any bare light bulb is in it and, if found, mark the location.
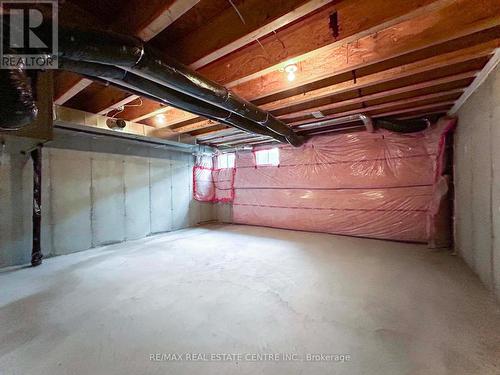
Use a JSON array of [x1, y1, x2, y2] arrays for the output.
[[284, 64, 298, 82], [155, 114, 167, 126]]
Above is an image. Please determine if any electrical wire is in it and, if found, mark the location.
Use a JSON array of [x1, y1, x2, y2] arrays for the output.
[[228, 0, 246, 24], [110, 97, 143, 118], [226, 1, 285, 59]]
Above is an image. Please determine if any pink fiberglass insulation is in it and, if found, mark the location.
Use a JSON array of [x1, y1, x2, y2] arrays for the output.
[[193, 117, 456, 245], [193, 155, 235, 203]]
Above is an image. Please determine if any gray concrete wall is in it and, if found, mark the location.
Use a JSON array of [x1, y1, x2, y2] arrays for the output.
[[455, 62, 500, 301], [0, 132, 215, 267], [216, 203, 233, 223]]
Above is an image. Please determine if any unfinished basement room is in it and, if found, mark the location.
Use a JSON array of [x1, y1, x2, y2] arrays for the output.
[[1, 0, 500, 374]]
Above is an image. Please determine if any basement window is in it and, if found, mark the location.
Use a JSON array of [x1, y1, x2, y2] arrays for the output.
[[255, 148, 280, 166], [217, 153, 235, 169]]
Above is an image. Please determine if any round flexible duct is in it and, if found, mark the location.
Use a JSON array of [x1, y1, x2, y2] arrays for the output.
[[0, 66, 38, 130], [59, 58, 290, 143], [56, 27, 303, 146], [375, 118, 430, 133]]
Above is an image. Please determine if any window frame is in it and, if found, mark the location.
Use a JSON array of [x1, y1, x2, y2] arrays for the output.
[[217, 152, 235, 169], [255, 148, 280, 167]]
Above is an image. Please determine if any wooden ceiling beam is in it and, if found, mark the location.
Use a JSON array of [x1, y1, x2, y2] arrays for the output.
[[113, 0, 200, 42], [370, 103, 454, 118], [199, 0, 456, 87], [117, 98, 165, 121], [97, 95, 141, 116], [260, 39, 498, 111], [141, 109, 199, 128], [53, 4, 101, 105], [290, 96, 459, 126], [117, 101, 198, 124], [194, 105, 452, 139], [294, 106, 452, 135], [113, 0, 450, 127], [170, 0, 330, 68], [131, 106, 170, 123], [278, 70, 477, 120], [171, 120, 217, 135], [65, 0, 499, 139], [147, 120, 224, 139], [199, 104, 451, 139], [95, 0, 499, 130], [229, 0, 500, 100], [174, 39, 497, 135], [397, 110, 450, 120], [190, 125, 229, 137], [92, 0, 331, 125], [54, 73, 92, 105], [449, 47, 500, 114], [196, 129, 241, 141], [73, 86, 132, 115], [173, 87, 464, 135]]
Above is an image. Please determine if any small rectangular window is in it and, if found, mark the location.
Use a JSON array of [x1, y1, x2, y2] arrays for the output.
[[255, 148, 280, 166], [217, 153, 235, 169]]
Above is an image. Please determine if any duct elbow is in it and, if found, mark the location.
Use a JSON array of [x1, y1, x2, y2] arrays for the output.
[[359, 114, 374, 133], [288, 134, 306, 147], [0, 67, 38, 130], [375, 118, 430, 133]]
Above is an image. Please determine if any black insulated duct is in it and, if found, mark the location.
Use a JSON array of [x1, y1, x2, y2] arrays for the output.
[[55, 27, 304, 147], [58, 58, 290, 143], [0, 66, 38, 130], [375, 118, 430, 133]]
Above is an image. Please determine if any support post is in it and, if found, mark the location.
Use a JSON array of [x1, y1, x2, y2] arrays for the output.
[[31, 146, 43, 267]]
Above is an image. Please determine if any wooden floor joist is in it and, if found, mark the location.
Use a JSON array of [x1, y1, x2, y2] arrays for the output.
[[199, 0, 459, 86], [278, 70, 477, 120], [167, 41, 495, 135], [69, 0, 329, 124], [91, 0, 463, 127], [54, 74, 93, 106], [127, 0, 201, 42], [53, 0, 500, 144], [230, 0, 500, 100], [172, 120, 217, 135], [169, 0, 330, 69], [372, 102, 455, 118], [449, 47, 500, 114], [97, 95, 141, 116], [131, 106, 170, 123], [288, 92, 463, 126], [148, 41, 496, 135], [160, 89, 463, 137], [260, 39, 498, 111]]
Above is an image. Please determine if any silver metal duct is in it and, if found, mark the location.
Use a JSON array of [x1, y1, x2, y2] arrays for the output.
[[296, 114, 374, 133]]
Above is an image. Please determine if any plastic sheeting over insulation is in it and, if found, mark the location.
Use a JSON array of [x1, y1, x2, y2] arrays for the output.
[[194, 118, 456, 245]]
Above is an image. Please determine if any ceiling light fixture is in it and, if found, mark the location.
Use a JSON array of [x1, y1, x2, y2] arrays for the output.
[[284, 64, 298, 82], [155, 114, 167, 126]]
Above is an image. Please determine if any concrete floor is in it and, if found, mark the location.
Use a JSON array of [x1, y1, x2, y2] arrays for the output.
[[1, 225, 499, 375]]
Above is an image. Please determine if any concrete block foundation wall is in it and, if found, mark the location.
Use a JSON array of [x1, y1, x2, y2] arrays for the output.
[[0, 134, 214, 268], [455, 62, 500, 301]]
